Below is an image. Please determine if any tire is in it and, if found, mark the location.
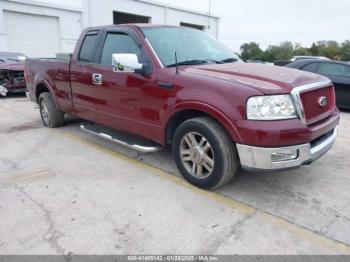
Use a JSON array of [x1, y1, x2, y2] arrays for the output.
[[173, 117, 238, 189], [39, 92, 64, 128]]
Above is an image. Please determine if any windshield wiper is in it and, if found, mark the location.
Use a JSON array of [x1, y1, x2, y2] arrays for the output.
[[7, 58, 20, 62], [205, 59, 224, 64], [220, 58, 238, 63], [167, 59, 210, 68], [166, 58, 223, 68]]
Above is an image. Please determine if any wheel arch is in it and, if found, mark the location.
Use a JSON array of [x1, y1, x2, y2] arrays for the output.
[[164, 102, 242, 145], [35, 80, 60, 110]]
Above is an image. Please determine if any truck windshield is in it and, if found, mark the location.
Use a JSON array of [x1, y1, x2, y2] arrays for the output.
[[142, 27, 239, 67]]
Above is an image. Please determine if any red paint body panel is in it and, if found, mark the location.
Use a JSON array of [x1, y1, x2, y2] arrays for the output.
[[25, 59, 73, 113], [25, 25, 340, 148], [0, 62, 26, 93], [185, 63, 326, 95], [235, 110, 339, 147], [0, 61, 24, 71]]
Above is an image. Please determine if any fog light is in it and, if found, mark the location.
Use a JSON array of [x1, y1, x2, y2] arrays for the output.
[[271, 149, 298, 162]]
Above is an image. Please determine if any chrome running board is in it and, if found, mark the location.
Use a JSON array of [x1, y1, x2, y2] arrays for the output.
[[80, 123, 162, 153]]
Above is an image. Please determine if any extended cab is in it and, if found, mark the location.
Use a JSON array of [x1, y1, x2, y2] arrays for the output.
[[25, 24, 340, 189]]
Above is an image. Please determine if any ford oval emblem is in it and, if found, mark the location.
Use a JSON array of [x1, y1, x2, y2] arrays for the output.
[[318, 96, 328, 107]]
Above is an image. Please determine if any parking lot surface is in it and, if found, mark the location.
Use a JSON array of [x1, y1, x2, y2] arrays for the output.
[[0, 95, 350, 255]]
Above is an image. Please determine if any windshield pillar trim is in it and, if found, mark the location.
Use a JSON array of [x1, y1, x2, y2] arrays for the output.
[[145, 38, 164, 68]]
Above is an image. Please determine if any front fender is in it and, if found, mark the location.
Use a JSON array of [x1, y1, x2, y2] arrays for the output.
[[162, 101, 243, 144]]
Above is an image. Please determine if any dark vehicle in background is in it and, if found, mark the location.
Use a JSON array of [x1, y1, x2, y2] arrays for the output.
[[274, 56, 330, 67], [286, 59, 350, 110], [290, 56, 329, 62], [246, 60, 265, 64], [0, 52, 26, 96], [274, 60, 292, 66]]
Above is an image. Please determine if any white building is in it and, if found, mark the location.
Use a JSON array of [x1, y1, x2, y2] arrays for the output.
[[0, 0, 220, 57]]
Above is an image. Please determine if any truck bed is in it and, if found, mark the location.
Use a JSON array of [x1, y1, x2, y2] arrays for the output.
[[25, 56, 73, 113]]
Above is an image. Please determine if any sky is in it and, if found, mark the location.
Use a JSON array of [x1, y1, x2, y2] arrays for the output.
[[162, 0, 350, 52]]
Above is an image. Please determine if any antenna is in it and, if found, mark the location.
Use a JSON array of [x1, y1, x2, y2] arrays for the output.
[[163, 0, 167, 24], [208, 0, 212, 30], [175, 52, 179, 75]]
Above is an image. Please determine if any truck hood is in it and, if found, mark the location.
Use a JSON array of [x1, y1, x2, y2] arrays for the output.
[[184, 63, 328, 94], [0, 61, 24, 71]]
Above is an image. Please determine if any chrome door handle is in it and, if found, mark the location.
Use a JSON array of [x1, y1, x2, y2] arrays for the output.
[[92, 73, 102, 85]]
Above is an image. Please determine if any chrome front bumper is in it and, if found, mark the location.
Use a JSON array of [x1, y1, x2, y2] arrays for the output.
[[237, 126, 338, 171]]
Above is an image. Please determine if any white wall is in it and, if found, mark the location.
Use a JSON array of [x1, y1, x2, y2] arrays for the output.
[[82, 0, 219, 38], [0, 0, 82, 56], [0, 0, 220, 56], [28, 0, 82, 8]]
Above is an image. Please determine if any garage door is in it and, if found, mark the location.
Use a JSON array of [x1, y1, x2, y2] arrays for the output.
[[4, 11, 60, 58]]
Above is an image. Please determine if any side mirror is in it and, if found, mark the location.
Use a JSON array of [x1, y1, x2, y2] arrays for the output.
[[112, 53, 143, 73]]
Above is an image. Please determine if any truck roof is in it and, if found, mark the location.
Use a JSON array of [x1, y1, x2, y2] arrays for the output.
[[85, 23, 180, 31]]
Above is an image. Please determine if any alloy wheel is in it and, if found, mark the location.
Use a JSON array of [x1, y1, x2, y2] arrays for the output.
[[179, 132, 215, 179]]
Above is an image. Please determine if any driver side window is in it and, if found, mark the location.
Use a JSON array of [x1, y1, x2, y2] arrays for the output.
[[100, 33, 141, 65]]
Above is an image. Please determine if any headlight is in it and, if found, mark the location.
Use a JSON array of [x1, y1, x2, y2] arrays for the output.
[[247, 95, 297, 120]]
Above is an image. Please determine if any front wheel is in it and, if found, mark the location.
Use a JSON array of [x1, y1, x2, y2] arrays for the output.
[[173, 117, 238, 189]]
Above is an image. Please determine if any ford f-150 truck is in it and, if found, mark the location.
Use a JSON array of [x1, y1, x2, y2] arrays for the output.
[[25, 24, 340, 189]]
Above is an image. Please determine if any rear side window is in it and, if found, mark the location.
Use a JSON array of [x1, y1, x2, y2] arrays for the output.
[[302, 63, 318, 73], [100, 33, 141, 65], [78, 32, 99, 62], [345, 66, 350, 76], [316, 63, 350, 77]]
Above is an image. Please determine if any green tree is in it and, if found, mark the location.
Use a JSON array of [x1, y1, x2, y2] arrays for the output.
[[261, 41, 294, 62], [293, 43, 312, 56], [341, 40, 350, 61], [240, 42, 263, 60], [261, 46, 279, 62], [239, 40, 350, 62], [279, 41, 294, 60], [309, 43, 319, 56], [316, 41, 341, 60]]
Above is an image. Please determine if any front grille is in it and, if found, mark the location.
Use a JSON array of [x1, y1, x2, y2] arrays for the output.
[[299, 85, 335, 124]]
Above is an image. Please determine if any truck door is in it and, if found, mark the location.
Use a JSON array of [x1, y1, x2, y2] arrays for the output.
[[70, 30, 101, 121], [87, 29, 167, 141]]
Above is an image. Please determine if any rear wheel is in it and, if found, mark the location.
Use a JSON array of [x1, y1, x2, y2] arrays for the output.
[[173, 117, 238, 189], [39, 92, 64, 128]]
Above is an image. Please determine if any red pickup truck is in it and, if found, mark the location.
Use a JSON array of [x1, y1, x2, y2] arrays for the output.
[[25, 24, 339, 189]]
